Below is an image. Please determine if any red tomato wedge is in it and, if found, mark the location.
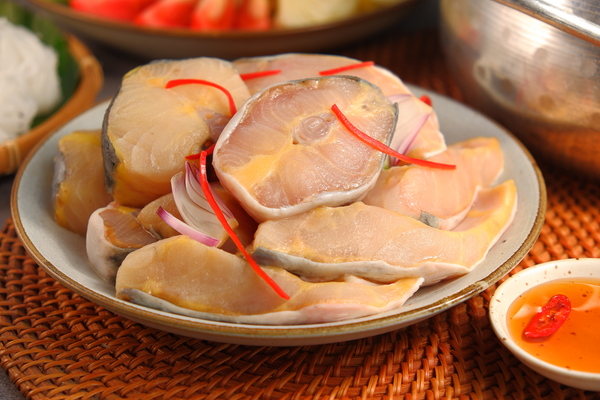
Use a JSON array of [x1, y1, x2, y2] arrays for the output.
[[134, 0, 196, 28], [191, 0, 235, 30], [70, 0, 157, 21], [235, 0, 271, 30]]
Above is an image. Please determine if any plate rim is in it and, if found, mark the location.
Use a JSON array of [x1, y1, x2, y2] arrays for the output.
[[10, 87, 547, 345]]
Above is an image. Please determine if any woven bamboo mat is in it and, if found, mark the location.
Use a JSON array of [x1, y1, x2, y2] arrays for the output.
[[2, 29, 600, 400]]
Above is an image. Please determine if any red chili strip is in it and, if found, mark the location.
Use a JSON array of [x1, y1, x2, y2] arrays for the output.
[[240, 70, 282, 80], [419, 95, 432, 107], [186, 142, 214, 160], [524, 294, 571, 338], [199, 145, 290, 300], [319, 61, 375, 76], [166, 79, 237, 115], [330, 104, 455, 170]]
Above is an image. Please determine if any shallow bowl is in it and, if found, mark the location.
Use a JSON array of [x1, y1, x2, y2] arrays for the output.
[[25, 0, 424, 60], [489, 258, 600, 391]]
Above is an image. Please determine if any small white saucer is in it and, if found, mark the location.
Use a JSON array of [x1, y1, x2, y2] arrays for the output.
[[490, 258, 600, 391]]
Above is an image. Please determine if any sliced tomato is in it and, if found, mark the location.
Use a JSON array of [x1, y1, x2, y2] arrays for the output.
[[190, 0, 235, 31], [69, 0, 158, 21], [134, 0, 197, 28], [235, 0, 271, 31]]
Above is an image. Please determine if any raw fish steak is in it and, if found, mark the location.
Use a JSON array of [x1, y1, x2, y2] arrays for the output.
[[363, 137, 503, 230], [234, 53, 445, 159], [53, 130, 113, 236], [252, 180, 517, 285], [87, 202, 157, 283], [115, 235, 423, 324], [102, 57, 250, 207], [213, 75, 397, 221]]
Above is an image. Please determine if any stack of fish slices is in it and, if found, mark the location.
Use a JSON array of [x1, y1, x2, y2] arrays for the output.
[[51, 54, 516, 325]]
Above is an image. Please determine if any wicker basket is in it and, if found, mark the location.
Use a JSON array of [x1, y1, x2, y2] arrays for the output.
[[0, 33, 103, 176]]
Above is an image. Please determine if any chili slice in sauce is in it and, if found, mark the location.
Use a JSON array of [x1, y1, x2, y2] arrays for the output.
[[524, 294, 571, 338]]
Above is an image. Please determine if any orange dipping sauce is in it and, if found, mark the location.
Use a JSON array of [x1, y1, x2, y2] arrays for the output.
[[506, 278, 600, 373]]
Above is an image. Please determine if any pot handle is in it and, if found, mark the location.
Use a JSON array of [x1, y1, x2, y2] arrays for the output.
[[493, 0, 600, 47]]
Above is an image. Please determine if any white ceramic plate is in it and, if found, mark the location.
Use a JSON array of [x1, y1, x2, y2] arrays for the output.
[[26, 0, 424, 60], [11, 87, 546, 346], [489, 259, 600, 391]]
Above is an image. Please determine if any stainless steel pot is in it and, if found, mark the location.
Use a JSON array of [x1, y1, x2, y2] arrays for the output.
[[440, 0, 600, 179]]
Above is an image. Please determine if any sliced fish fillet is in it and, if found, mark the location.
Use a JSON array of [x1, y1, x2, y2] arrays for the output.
[[137, 193, 181, 239], [86, 202, 157, 283], [252, 180, 518, 286], [235, 53, 408, 97], [102, 57, 250, 208], [53, 130, 113, 236], [363, 137, 504, 230], [115, 235, 424, 324], [234, 53, 445, 159], [213, 75, 397, 221]]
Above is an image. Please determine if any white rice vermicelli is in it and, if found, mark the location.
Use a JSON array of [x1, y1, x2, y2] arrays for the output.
[[0, 74, 37, 142], [0, 17, 62, 140]]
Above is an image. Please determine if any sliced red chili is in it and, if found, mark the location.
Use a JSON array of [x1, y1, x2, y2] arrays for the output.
[[419, 95, 432, 107], [524, 294, 571, 338], [199, 145, 290, 300], [319, 61, 375, 76], [330, 104, 455, 170], [239, 70, 282, 80], [185, 153, 201, 160], [165, 79, 237, 115]]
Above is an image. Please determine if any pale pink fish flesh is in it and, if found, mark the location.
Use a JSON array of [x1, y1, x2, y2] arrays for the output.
[[86, 202, 158, 284], [252, 180, 517, 286], [213, 75, 397, 222], [102, 57, 251, 208], [115, 235, 424, 324], [52, 130, 113, 236], [363, 137, 504, 230], [234, 53, 445, 159]]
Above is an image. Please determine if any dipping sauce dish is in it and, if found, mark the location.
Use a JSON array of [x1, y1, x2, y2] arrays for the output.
[[490, 258, 600, 391]]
